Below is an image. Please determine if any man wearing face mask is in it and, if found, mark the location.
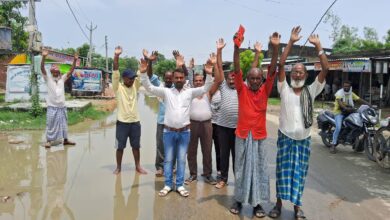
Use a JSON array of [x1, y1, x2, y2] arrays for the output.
[[330, 81, 370, 153], [40, 48, 78, 148], [268, 27, 329, 220], [229, 31, 280, 217]]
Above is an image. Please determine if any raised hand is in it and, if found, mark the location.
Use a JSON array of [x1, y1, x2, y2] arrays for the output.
[[290, 26, 302, 43], [74, 51, 79, 60], [176, 54, 185, 67], [115, 46, 122, 56], [269, 32, 281, 48], [204, 59, 213, 74], [143, 49, 158, 61], [42, 48, 49, 57], [139, 58, 148, 73], [209, 53, 217, 64], [254, 41, 263, 53], [189, 58, 195, 69], [216, 38, 226, 50], [172, 50, 180, 59], [308, 34, 321, 47], [150, 51, 158, 61]]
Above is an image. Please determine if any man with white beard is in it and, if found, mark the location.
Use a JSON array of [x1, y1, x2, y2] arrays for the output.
[[268, 26, 329, 220]]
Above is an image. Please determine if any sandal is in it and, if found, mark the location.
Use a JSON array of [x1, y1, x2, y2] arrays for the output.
[[158, 186, 172, 197], [229, 201, 242, 215], [215, 180, 227, 189], [268, 205, 282, 218], [176, 186, 189, 197], [253, 205, 266, 218], [295, 208, 306, 220], [63, 140, 76, 145]]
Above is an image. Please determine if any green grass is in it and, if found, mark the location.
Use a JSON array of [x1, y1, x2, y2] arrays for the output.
[[268, 98, 281, 105], [0, 93, 4, 103], [0, 106, 108, 130]]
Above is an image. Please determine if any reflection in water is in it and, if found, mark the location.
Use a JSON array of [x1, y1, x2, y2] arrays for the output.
[[114, 174, 139, 220], [42, 147, 74, 220], [143, 92, 159, 114]]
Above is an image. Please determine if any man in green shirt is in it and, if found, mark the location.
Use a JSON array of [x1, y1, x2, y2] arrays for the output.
[[330, 81, 370, 153]]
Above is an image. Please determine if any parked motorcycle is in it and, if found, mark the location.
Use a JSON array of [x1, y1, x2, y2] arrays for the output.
[[372, 117, 390, 168], [317, 105, 379, 159]]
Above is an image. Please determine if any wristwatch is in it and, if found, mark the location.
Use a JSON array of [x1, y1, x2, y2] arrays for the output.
[[318, 50, 324, 56]]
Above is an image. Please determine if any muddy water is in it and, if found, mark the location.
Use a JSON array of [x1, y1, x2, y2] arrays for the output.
[[0, 93, 242, 220]]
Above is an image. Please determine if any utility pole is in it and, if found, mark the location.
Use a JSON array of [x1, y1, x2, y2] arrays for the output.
[[86, 22, 97, 67], [105, 35, 108, 72]]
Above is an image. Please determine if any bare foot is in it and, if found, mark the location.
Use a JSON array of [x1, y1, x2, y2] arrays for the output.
[[113, 168, 121, 175], [44, 142, 51, 148], [136, 166, 148, 174]]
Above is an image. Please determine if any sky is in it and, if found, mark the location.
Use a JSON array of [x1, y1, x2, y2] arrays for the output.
[[21, 0, 390, 63]]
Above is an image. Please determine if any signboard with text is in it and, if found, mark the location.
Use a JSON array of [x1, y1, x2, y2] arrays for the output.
[[72, 68, 102, 92]]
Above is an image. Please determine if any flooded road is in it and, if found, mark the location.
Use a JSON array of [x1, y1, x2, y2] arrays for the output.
[[1, 93, 390, 220]]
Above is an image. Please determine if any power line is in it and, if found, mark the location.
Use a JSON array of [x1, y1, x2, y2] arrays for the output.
[[65, 0, 89, 41], [71, 0, 91, 23], [299, 0, 338, 56]]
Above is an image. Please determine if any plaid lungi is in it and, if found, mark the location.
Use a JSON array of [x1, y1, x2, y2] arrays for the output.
[[234, 132, 270, 206], [46, 106, 68, 142], [276, 130, 311, 206]]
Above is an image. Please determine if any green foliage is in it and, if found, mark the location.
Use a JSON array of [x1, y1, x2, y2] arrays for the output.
[[154, 59, 176, 77], [0, 93, 4, 103], [0, 2, 28, 52], [118, 56, 138, 73], [77, 43, 90, 58], [0, 106, 107, 130], [239, 50, 264, 79]]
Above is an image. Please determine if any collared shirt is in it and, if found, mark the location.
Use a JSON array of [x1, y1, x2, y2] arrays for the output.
[[145, 74, 166, 124], [141, 73, 213, 129], [235, 68, 276, 140], [43, 73, 68, 107], [112, 70, 140, 123], [278, 76, 325, 140], [190, 93, 212, 121], [333, 90, 360, 114], [215, 81, 238, 128]]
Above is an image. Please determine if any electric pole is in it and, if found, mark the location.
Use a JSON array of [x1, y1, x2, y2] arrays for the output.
[[105, 35, 108, 72], [86, 22, 97, 67]]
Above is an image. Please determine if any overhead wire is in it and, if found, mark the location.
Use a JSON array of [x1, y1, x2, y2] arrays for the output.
[[65, 0, 89, 41]]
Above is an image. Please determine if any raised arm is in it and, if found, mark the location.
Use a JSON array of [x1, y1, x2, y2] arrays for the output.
[[65, 52, 79, 79], [173, 50, 188, 77], [207, 52, 221, 96], [251, 41, 262, 68], [308, 34, 329, 83], [191, 69, 214, 98], [139, 58, 165, 98], [279, 26, 302, 82], [41, 48, 49, 76], [269, 32, 281, 77], [112, 46, 122, 92], [143, 49, 158, 78], [216, 38, 225, 82]]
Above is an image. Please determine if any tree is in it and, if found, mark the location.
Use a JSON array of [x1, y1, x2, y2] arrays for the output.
[[239, 49, 264, 79], [324, 10, 341, 42], [0, 2, 28, 52], [154, 59, 176, 77], [119, 56, 138, 73], [77, 43, 90, 58]]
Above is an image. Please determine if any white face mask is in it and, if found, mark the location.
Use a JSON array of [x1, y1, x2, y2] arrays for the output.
[[290, 77, 306, 88]]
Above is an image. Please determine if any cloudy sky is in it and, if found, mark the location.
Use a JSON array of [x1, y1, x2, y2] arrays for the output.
[[22, 0, 390, 63]]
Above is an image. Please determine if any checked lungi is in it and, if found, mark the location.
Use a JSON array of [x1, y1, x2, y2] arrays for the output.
[[234, 132, 270, 206], [276, 130, 311, 206], [46, 106, 68, 142]]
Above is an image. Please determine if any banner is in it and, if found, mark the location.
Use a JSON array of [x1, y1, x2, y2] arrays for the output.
[[72, 68, 102, 92], [342, 60, 371, 72], [5, 65, 49, 102]]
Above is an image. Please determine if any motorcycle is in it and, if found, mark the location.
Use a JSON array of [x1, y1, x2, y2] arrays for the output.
[[372, 117, 390, 168], [317, 105, 379, 159]]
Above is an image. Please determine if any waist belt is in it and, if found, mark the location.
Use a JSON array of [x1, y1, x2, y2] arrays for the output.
[[164, 124, 190, 132], [190, 119, 211, 123]]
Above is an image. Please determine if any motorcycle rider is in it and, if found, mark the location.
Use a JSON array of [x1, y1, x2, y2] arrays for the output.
[[330, 81, 370, 154]]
